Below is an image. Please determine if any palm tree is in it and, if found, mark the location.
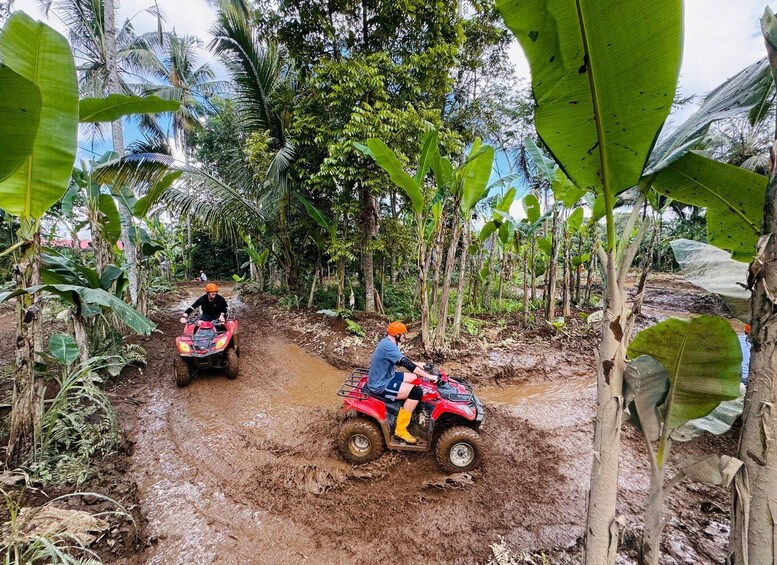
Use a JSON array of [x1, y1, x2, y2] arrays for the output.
[[132, 31, 222, 275]]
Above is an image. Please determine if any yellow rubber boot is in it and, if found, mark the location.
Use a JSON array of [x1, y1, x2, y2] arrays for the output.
[[394, 408, 417, 444]]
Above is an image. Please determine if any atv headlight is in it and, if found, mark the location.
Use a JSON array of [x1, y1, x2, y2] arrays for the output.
[[177, 341, 190, 353], [214, 337, 227, 349]]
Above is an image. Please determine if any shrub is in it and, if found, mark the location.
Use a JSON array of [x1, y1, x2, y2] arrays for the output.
[[345, 319, 365, 337]]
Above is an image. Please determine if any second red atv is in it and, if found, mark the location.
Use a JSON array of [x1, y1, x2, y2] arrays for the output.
[[336, 365, 484, 472], [173, 315, 240, 387]]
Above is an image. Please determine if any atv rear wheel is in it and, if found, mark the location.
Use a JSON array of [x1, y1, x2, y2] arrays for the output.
[[225, 348, 239, 379], [337, 418, 385, 465], [435, 426, 482, 472], [174, 356, 191, 387]]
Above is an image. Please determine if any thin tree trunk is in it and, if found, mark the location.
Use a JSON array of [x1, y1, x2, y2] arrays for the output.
[[452, 219, 470, 340], [359, 183, 376, 312], [522, 247, 530, 325], [430, 224, 444, 316], [545, 208, 559, 323], [307, 263, 319, 309], [434, 212, 462, 349], [337, 258, 345, 309], [7, 227, 42, 465], [484, 235, 496, 311], [728, 138, 777, 565]]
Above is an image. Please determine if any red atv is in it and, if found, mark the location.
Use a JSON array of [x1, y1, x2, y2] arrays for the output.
[[173, 315, 240, 387], [336, 365, 484, 472]]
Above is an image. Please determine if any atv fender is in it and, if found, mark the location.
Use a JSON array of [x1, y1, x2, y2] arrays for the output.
[[343, 396, 387, 422], [431, 402, 477, 422]]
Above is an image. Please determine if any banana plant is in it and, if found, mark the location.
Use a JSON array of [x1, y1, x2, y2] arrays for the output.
[[355, 129, 440, 349], [0, 11, 179, 464], [497, 1, 683, 561], [624, 316, 742, 565]]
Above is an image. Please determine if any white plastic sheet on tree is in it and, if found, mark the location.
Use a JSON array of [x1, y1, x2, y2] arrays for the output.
[[669, 238, 750, 320]]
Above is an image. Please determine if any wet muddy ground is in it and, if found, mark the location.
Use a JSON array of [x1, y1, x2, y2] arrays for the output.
[[99, 276, 739, 564]]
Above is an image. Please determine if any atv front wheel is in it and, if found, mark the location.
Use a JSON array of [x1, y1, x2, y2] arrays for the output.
[[225, 348, 239, 379], [435, 426, 482, 473], [337, 418, 385, 465], [174, 356, 192, 387]]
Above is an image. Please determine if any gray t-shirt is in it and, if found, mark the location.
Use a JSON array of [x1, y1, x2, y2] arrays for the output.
[[367, 336, 403, 393]]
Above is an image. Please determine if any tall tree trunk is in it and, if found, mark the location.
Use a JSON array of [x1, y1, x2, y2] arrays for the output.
[[728, 139, 777, 565], [307, 263, 320, 309], [452, 219, 470, 340], [7, 226, 42, 465], [359, 183, 376, 312], [429, 224, 444, 316], [104, 0, 138, 306], [545, 208, 559, 323], [434, 211, 462, 350], [337, 258, 345, 309]]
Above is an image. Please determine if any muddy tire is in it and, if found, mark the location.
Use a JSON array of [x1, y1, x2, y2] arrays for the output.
[[225, 348, 239, 379], [435, 426, 482, 473], [337, 418, 384, 465], [174, 356, 191, 387]]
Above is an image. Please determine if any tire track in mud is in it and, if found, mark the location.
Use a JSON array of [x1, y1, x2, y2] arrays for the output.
[[122, 284, 600, 564]]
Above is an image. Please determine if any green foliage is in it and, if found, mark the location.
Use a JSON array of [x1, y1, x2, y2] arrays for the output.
[[78, 94, 180, 123], [498, 0, 682, 197], [278, 294, 302, 310], [0, 64, 41, 183], [49, 333, 78, 366], [0, 12, 78, 219], [345, 319, 365, 337], [626, 316, 742, 465], [652, 151, 766, 261], [29, 357, 121, 486]]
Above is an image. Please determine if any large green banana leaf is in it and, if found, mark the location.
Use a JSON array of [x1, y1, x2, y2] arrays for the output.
[[98, 194, 122, 244], [79, 94, 180, 123], [356, 140, 422, 214], [627, 315, 741, 433], [0, 12, 77, 219], [652, 152, 767, 261], [646, 58, 773, 174], [415, 129, 438, 187], [0, 64, 41, 182], [497, 0, 682, 196], [133, 170, 183, 217], [0, 284, 154, 335], [523, 194, 541, 224], [460, 143, 495, 214]]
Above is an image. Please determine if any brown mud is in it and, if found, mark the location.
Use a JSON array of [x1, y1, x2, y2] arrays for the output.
[[107, 275, 737, 564]]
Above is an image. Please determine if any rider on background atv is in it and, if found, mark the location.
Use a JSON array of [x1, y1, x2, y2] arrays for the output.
[[180, 283, 228, 328], [367, 321, 437, 444]]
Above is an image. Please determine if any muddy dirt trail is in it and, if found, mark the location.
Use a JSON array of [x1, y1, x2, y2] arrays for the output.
[[114, 281, 733, 564], [113, 284, 597, 564]]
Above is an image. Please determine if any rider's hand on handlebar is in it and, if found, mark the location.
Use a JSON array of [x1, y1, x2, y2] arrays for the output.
[[180, 316, 188, 324]]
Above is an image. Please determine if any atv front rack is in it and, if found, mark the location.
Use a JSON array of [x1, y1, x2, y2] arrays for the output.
[[337, 368, 370, 400]]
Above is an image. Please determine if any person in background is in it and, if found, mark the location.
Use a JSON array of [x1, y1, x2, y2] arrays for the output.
[[200, 270, 208, 282]]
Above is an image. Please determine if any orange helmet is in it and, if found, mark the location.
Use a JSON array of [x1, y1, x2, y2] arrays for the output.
[[744, 323, 752, 334], [205, 283, 219, 293], [387, 321, 408, 336]]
